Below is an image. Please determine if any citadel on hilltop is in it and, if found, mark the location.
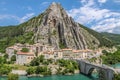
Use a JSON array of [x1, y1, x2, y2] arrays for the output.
[[6, 43, 102, 65]]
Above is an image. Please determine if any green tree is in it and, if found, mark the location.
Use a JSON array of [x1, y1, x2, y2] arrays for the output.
[[21, 48, 29, 52], [38, 55, 44, 63], [26, 67, 35, 75], [35, 66, 42, 74], [11, 55, 16, 62], [4, 53, 8, 59], [0, 56, 6, 64], [99, 69, 106, 80], [0, 65, 12, 75], [30, 55, 45, 66], [59, 42, 66, 49], [35, 66, 51, 76], [30, 57, 39, 66], [114, 74, 120, 80], [101, 47, 120, 65]]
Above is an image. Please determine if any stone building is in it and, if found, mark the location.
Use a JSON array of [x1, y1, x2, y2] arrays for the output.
[[16, 51, 35, 65], [6, 47, 16, 60], [42, 51, 54, 59], [62, 49, 73, 59], [53, 50, 63, 60]]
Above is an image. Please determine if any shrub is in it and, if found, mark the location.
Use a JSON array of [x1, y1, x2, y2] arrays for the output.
[[8, 73, 19, 80], [21, 48, 29, 52]]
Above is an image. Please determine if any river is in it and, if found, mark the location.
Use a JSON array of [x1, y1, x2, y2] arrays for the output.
[[112, 63, 120, 68], [0, 74, 98, 80]]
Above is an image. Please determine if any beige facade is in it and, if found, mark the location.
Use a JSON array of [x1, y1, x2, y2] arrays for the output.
[[16, 51, 35, 65], [62, 49, 73, 59], [6, 47, 15, 60], [6, 43, 99, 65], [41, 51, 54, 59], [53, 50, 63, 59]]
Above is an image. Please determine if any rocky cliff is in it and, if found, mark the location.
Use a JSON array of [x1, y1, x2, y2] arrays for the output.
[[24, 2, 100, 49], [0, 2, 116, 53]]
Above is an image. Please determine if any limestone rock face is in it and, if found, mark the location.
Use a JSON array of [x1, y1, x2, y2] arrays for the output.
[[26, 2, 100, 49]]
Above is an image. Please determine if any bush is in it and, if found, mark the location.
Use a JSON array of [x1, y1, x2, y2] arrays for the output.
[[26, 67, 35, 75], [59, 42, 66, 49], [21, 48, 29, 52], [8, 73, 19, 80], [114, 74, 120, 80], [0, 65, 12, 75], [35, 66, 51, 76], [11, 55, 16, 62], [4, 53, 8, 58], [30, 55, 45, 66], [0, 56, 6, 64], [101, 48, 120, 65]]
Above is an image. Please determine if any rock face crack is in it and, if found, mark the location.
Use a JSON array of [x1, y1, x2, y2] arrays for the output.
[[26, 2, 100, 49]]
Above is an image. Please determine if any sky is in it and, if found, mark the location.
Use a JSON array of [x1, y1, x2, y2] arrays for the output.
[[0, 0, 120, 34]]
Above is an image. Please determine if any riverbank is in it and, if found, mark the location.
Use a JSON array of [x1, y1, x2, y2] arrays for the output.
[[26, 69, 80, 77], [0, 73, 96, 80], [11, 70, 27, 75]]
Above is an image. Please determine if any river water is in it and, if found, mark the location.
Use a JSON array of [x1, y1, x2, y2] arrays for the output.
[[112, 63, 120, 68], [0, 74, 98, 80]]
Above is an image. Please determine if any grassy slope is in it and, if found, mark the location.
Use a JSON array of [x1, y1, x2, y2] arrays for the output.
[[79, 24, 114, 47], [0, 14, 44, 53], [101, 32, 120, 45], [0, 13, 118, 53]]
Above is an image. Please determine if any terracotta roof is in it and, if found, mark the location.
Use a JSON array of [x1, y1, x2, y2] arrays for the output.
[[72, 50, 81, 53], [17, 51, 34, 56], [54, 50, 62, 52], [72, 49, 93, 53], [62, 48, 72, 51], [43, 51, 54, 54], [7, 46, 18, 50]]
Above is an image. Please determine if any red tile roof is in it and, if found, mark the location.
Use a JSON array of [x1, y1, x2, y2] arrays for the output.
[[17, 51, 34, 56], [62, 48, 72, 51]]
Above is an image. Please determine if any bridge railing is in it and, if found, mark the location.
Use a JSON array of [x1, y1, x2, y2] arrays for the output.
[[76, 59, 115, 71]]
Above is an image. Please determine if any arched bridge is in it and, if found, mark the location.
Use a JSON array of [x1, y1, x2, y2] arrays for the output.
[[77, 60, 114, 80]]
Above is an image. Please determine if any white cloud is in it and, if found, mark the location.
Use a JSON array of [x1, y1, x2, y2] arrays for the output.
[[98, 0, 107, 3], [39, 1, 50, 11], [81, 0, 96, 7], [68, 0, 120, 34], [19, 13, 35, 23], [91, 18, 120, 33], [0, 15, 19, 20], [0, 13, 35, 24], [41, 2, 50, 6]]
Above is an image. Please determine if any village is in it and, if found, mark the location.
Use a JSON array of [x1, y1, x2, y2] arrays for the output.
[[6, 43, 102, 65]]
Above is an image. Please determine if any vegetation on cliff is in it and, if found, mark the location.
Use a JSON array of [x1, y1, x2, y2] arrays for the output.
[[79, 24, 115, 48], [0, 3, 120, 53], [101, 32, 120, 45], [114, 74, 120, 80], [101, 46, 120, 65]]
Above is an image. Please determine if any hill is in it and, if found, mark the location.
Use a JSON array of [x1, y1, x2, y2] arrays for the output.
[[101, 32, 120, 45], [0, 2, 116, 53]]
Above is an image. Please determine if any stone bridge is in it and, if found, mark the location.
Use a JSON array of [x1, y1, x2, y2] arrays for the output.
[[76, 60, 114, 80]]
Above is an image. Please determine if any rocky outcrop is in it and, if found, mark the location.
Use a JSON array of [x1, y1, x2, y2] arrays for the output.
[[25, 2, 100, 49]]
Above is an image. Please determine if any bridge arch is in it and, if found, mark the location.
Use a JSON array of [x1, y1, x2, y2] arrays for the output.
[[87, 68, 99, 76], [76, 60, 114, 80]]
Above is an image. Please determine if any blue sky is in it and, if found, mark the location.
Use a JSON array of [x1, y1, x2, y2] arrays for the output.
[[0, 0, 120, 34]]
